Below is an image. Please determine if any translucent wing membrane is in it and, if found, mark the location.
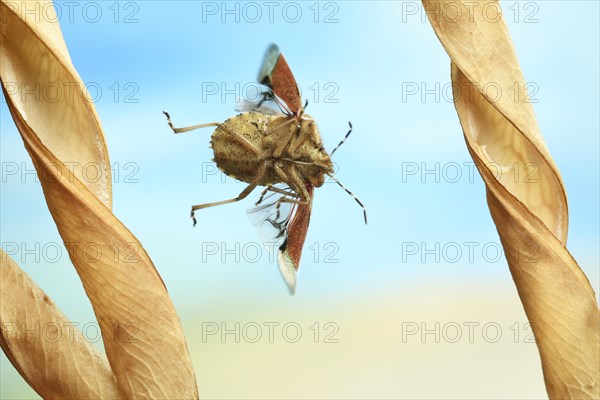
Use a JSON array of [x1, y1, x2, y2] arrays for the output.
[[246, 184, 296, 253], [235, 84, 287, 116], [247, 184, 313, 293]]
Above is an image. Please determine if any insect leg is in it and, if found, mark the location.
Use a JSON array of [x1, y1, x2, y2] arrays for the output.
[[255, 186, 272, 205], [287, 121, 313, 157], [271, 197, 288, 222], [163, 111, 219, 134], [255, 185, 297, 205], [273, 165, 310, 207], [190, 163, 268, 226], [271, 119, 300, 158]]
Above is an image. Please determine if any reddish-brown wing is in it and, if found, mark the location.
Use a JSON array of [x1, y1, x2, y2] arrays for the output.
[[277, 185, 313, 293], [253, 45, 311, 293], [257, 44, 303, 116], [246, 185, 313, 293], [279, 185, 313, 272]]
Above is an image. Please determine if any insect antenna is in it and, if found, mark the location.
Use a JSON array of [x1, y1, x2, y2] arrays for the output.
[[330, 122, 353, 157], [326, 172, 367, 224], [163, 111, 219, 134]]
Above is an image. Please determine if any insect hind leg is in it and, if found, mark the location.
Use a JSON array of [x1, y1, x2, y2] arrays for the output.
[[255, 185, 296, 206], [264, 193, 301, 236], [255, 186, 273, 206], [190, 163, 268, 226], [265, 202, 292, 237], [163, 111, 219, 134], [190, 183, 257, 226]]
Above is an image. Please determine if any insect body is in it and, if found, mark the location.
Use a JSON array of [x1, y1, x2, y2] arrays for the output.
[[210, 112, 333, 201], [164, 44, 365, 293]]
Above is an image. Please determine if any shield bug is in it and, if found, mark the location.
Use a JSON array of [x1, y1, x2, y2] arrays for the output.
[[164, 44, 366, 293]]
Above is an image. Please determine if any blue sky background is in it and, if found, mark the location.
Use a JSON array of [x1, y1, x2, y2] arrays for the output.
[[1, 1, 598, 398]]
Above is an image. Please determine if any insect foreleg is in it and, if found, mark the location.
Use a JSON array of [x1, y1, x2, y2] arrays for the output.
[[163, 111, 219, 134], [287, 122, 312, 157], [190, 163, 268, 226], [272, 119, 299, 158]]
